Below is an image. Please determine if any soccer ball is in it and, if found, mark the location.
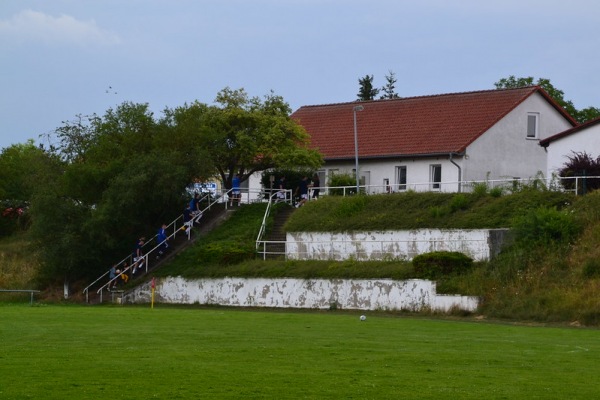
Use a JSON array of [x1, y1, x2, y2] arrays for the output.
[[360, 315, 366, 321]]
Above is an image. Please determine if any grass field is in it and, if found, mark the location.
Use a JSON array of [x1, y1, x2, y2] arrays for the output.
[[1, 304, 598, 399]]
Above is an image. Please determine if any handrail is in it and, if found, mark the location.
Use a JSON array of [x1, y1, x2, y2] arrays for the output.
[[86, 192, 223, 302], [255, 191, 278, 250], [255, 189, 293, 259]]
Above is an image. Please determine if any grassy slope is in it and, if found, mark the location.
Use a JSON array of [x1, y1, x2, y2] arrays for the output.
[[156, 189, 600, 325], [4, 188, 600, 325]]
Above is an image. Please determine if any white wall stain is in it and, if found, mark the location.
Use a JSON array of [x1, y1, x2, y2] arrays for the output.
[[287, 229, 508, 261], [124, 277, 478, 312]]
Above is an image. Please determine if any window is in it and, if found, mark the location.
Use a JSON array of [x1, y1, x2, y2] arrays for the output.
[[527, 113, 539, 139], [430, 164, 442, 190], [396, 166, 407, 191]]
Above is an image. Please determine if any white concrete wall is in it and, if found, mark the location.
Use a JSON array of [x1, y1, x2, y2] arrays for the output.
[[464, 92, 573, 182], [124, 276, 479, 312], [286, 229, 505, 261], [546, 124, 600, 177]]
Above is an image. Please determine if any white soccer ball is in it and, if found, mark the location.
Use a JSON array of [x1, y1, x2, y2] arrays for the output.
[[360, 315, 366, 321]]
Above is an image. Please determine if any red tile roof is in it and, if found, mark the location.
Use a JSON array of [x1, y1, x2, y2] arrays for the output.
[[291, 87, 577, 160]]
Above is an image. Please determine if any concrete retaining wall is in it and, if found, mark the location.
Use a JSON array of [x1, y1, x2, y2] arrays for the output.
[[286, 229, 509, 261], [124, 277, 479, 312]]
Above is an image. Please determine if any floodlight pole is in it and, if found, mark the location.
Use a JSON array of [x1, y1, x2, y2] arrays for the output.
[[353, 105, 364, 194]]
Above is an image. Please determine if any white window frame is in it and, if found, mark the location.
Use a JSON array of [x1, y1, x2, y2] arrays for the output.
[[396, 166, 407, 191], [430, 164, 442, 190], [527, 112, 539, 139]]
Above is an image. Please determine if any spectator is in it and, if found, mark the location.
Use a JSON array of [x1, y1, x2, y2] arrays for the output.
[[117, 269, 129, 285], [296, 176, 309, 208], [189, 192, 202, 224], [276, 176, 286, 202], [108, 265, 118, 291], [132, 237, 145, 275], [182, 204, 193, 235], [231, 174, 241, 207], [311, 173, 321, 200], [156, 223, 168, 259]]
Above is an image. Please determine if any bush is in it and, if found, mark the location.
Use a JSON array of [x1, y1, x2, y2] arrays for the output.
[[449, 194, 470, 212], [328, 173, 360, 196], [511, 206, 581, 248], [412, 251, 473, 279]]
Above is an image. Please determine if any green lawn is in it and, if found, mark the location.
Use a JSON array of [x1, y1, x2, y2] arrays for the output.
[[1, 305, 598, 399]]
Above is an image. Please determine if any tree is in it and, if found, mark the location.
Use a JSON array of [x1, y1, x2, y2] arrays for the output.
[[29, 90, 321, 285], [494, 75, 600, 123], [30, 102, 210, 285], [357, 75, 380, 101], [0, 140, 56, 235], [380, 70, 400, 100], [170, 88, 322, 190]]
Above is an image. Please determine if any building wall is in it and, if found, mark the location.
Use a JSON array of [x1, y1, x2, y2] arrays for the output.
[[321, 158, 462, 193], [286, 229, 508, 261], [464, 92, 573, 182], [124, 276, 479, 312], [546, 124, 600, 177]]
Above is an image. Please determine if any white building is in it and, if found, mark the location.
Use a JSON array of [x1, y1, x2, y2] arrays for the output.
[[290, 87, 576, 193]]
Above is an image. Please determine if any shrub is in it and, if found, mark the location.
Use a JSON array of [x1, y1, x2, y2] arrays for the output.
[[449, 194, 470, 212], [328, 173, 360, 196], [511, 206, 581, 248], [471, 182, 489, 197], [489, 186, 503, 198], [412, 251, 473, 279]]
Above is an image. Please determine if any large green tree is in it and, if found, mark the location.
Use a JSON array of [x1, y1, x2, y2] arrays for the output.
[[28, 89, 321, 285], [29, 102, 213, 284], [168, 88, 322, 190], [494, 76, 600, 123]]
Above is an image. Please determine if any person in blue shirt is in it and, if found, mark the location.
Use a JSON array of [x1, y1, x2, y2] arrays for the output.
[[156, 223, 168, 258], [296, 176, 309, 208], [230, 174, 241, 206]]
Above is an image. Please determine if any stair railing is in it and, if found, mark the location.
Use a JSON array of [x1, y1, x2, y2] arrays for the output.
[[83, 192, 223, 302], [255, 189, 292, 259]]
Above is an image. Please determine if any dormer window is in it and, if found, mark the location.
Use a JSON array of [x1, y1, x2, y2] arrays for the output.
[[527, 113, 539, 139]]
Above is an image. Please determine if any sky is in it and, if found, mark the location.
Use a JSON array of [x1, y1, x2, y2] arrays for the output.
[[2, 0, 599, 150]]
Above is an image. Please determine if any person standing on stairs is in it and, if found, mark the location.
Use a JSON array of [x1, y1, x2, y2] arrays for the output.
[[231, 174, 241, 207], [132, 237, 145, 275], [311, 173, 320, 200], [296, 176, 309, 208], [156, 223, 168, 259], [190, 192, 203, 224], [182, 203, 193, 235]]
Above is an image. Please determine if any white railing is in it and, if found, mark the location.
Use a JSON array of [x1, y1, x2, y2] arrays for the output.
[[84, 192, 221, 302], [315, 175, 600, 196], [255, 190, 293, 258]]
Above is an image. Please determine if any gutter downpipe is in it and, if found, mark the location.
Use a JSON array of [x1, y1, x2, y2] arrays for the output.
[[449, 152, 463, 193]]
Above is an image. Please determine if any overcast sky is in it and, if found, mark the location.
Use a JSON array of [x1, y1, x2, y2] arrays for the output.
[[2, 0, 599, 150]]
